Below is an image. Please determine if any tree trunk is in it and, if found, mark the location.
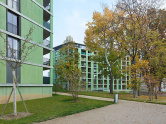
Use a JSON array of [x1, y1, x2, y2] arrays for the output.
[[138, 90, 140, 96], [12, 69, 17, 116], [155, 87, 158, 99], [109, 72, 113, 94], [133, 85, 137, 98]]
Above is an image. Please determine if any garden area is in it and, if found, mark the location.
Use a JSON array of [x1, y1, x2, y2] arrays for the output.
[[77, 91, 166, 105], [0, 94, 113, 124]]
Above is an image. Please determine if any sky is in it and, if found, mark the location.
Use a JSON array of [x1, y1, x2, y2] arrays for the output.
[[53, 0, 117, 47]]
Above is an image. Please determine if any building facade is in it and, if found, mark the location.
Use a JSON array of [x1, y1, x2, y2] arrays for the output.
[[53, 43, 131, 92], [0, 0, 53, 104]]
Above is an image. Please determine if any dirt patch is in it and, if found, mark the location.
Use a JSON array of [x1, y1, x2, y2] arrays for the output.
[[0, 112, 33, 120]]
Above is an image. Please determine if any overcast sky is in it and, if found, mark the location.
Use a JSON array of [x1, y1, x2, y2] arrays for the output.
[[53, 0, 117, 47]]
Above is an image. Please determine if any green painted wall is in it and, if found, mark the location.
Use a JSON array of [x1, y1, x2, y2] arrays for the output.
[[0, 5, 6, 30], [0, 5, 6, 84], [21, 0, 43, 25], [50, 0, 53, 13], [0, 60, 6, 83], [21, 17, 43, 44], [0, 0, 6, 4], [35, 0, 43, 6], [0, 86, 52, 104], [21, 17, 43, 64], [50, 15, 53, 32], [50, 33, 53, 84], [21, 64, 43, 84]]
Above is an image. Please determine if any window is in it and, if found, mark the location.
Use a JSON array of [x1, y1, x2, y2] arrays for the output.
[[7, 11, 18, 35], [8, 0, 20, 11], [7, 36, 20, 59]]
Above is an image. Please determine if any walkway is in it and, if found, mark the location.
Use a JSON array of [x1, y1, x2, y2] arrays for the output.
[[39, 92, 166, 124]]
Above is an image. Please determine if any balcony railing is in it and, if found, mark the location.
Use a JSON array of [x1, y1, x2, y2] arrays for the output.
[[43, 39, 50, 48], [43, 20, 50, 30], [81, 58, 86, 61], [45, 4, 50, 11], [43, 58, 50, 66], [81, 52, 86, 55], [81, 64, 86, 66]]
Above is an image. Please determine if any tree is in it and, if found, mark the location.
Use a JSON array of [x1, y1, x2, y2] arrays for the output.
[[128, 55, 149, 96], [144, 72, 160, 101], [0, 27, 36, 117], [146, 9, 166, 92], [54, 36, 85, 101], [84, 7, 124, 94], [114, 0, 162, 98]]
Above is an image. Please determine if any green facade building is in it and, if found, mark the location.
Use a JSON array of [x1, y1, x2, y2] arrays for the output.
[[0, 0, 53, 104], [53, 43, 131, 92]]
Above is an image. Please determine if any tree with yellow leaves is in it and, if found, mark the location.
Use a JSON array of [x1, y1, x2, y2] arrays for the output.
[[54, 36, 85, 101], [84, 7, 124, 94]]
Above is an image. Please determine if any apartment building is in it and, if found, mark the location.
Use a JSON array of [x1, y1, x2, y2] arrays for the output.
[[0, 0, 53, 104], [53, 43, 131, 92]]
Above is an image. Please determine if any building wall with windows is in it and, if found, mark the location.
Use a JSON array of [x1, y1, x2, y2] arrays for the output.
[[53, 43, 131, 92], [0, 0, 53, 104]]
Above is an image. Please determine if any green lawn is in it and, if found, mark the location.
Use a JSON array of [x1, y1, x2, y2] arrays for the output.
[[0, 94, 113, 124], [78, 91, 166, 105]]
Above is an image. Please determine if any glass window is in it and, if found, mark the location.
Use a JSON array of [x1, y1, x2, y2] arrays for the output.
[[8, 0, 19, 11], [7, 36, 20, 59], [7, 11, 18, 35]]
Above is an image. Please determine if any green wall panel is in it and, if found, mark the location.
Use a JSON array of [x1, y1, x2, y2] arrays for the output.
[[35, 0, 43, 6], [50, 0, 53, 13], [0, 0, 6, 4], [21, 40, 43, 64], [21, 17, 43, 44], [0, 5, 6, 30], [21, 0, 43, 25], [50, 15, 53, 32], [21, 64, 43, 84], [0, 60, 6, 83]]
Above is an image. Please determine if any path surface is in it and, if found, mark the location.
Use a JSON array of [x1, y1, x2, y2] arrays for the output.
[[39, 92, 166, 124]]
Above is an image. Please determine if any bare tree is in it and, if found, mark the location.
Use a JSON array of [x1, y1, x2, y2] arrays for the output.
[[0, 27, 37, 117]]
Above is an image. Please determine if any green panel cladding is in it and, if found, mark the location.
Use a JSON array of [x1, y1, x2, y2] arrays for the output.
[[21, 0, 43, 25], [21, 64, 43, 84], [0, 5, 6, 30], [0, 0, 6, 4]]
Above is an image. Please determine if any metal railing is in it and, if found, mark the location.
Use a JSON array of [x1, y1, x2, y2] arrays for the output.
[[45, 4, 50, 11], [43, 58, 50, 66], [43, 39, 50, 48], [43, 20, 50, 30]]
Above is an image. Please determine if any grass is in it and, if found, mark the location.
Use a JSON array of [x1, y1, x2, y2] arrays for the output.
[[0, 94, 113, 124], [77, 91, 166, 105]]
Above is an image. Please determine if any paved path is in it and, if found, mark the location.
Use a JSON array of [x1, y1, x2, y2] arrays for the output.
[[39, 92, 166, 124]]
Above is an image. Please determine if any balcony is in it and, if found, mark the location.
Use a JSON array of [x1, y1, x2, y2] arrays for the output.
[[45, 4, 50, 11], [81, 58, 86, 61], [43, 20, 50, 30], [81, 52, 86, 55], [43, 58, 50, 66], [81, 63, 86, 66], [43, 39, 50, 48], [88, 53, 91, 56]]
